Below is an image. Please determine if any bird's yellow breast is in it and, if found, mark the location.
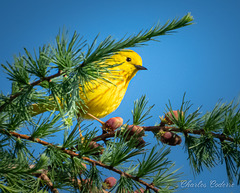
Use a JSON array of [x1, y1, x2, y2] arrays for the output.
[[82, 77, 129, 118]]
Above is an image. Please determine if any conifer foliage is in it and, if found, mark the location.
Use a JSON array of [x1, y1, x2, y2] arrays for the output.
[[0, 13, 239, 192]]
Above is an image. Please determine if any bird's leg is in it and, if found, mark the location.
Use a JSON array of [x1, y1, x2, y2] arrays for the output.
[[86, 112, 109, 144], [86, 113, 105, 125], [77, 117, 84, 142], [79, 124, 82, 138]]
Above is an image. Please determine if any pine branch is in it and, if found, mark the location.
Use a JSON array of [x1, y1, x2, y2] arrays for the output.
[[83, 13, 193, 65], [144, 126, 236, 142], [91, 124, 239, 186], [1, 129, 160, 192], [0, 13, 193, 113], [0, 70, 62, 112]]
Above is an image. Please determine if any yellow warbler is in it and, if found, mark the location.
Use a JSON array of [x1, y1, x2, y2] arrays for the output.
[[31, 50, 147, 119]]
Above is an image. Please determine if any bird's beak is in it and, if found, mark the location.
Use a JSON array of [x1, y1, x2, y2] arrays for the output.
[[134, 64, 147, 70]]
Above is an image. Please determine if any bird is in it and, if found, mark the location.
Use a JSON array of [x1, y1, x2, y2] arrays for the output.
[[31, 50, 147, 119]]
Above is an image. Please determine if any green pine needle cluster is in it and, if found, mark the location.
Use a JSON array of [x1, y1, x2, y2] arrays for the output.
[[132, 95, 154, 126], [164, 94, 240, 185], [100, 131, 144, 167], [0, 150, 48, 192]]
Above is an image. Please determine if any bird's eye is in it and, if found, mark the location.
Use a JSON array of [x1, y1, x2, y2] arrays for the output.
[[126, 57, 131, 62]]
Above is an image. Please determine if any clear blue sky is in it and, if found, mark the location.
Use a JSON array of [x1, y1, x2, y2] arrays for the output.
[[0, 0, 240, 192]]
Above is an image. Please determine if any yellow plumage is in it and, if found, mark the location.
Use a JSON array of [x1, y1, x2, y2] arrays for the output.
[[31, 50, 147, 119]]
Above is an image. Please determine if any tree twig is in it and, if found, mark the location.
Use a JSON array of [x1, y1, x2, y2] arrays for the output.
[[39, 172, 59, 193], [143, 126, 235, 142], [31, 167, 59, 193], [91, 125, 235, 143]]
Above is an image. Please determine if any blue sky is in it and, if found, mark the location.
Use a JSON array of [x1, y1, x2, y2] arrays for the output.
[[0, 0, 240, 192]]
